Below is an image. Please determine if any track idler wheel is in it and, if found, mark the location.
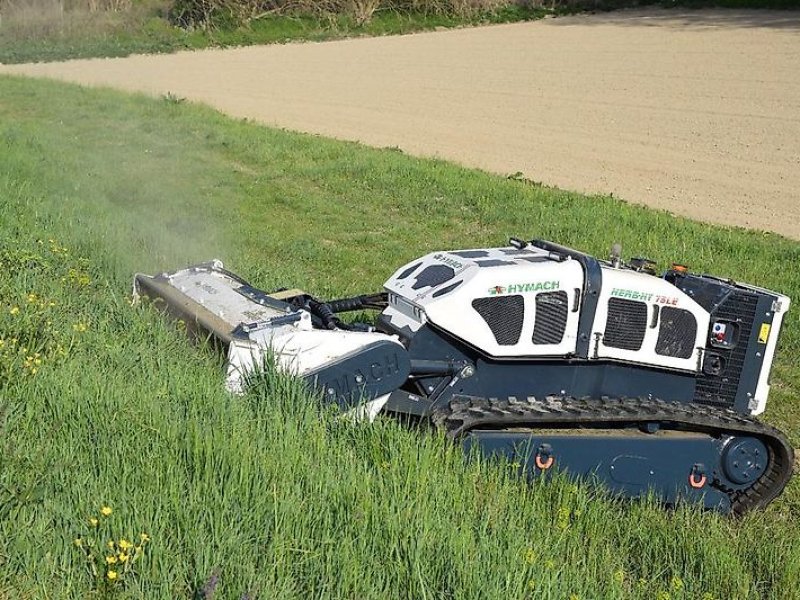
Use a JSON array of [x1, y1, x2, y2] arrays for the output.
[[722, 437, 768, 485]]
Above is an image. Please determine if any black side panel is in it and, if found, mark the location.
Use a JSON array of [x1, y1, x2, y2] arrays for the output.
[[406, 326, 695, 410], [456, 359, 695, 404], [305, 341, 411, 409], [463, 432, 729, 511], [434, 395, 794, 515], [471, 295, 524, 346]]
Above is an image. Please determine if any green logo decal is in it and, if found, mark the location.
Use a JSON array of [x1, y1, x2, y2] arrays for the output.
[[610, 288, 653, 302], [610, 288, 679, 305], [488, 281, 560, 295]]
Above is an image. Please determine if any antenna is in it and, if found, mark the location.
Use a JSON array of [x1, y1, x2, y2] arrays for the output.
[[610, 243, 622, 268]]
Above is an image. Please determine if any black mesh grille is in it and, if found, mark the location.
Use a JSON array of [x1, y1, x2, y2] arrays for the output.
[[694, 292, 758, 409], [472, 295, 524, 346], [603, 298, 647, 351], [412, 265, 455, 290], [533, 291, 568, 345], [656, 307, 697, 358]]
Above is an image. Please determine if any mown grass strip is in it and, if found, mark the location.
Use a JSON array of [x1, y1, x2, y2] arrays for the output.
[[1, 75, 799, 598]]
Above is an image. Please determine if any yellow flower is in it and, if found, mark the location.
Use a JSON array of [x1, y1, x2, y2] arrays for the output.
[[89, 517, 99, 527], [73, 322, 88, 333], [613, 570, 625, 585], [26, 293, 37, 303], [9, 306, 19, 316], [670, 577, 684, 592], [107, 570, 118, 581], [118, 539, 133, 550], [523, 548, 536, 565], [544, 559, 555, 570], [107, 540, 115, 550], [106, 555, 118, 565], [569, 595, 580, 600], [140, 533, 150, 543], [118, 552, 129, 563], [73, 538, 83, 547], [100, 506, 112, 516]]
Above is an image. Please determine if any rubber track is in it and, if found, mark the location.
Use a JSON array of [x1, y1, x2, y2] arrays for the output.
[[431, 395, 794, 515]]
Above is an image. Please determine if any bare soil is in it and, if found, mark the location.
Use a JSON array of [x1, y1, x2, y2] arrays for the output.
[[3, 9, 800, 238]]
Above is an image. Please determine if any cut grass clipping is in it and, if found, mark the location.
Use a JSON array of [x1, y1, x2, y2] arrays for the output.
[[1, 74, 800, 598]]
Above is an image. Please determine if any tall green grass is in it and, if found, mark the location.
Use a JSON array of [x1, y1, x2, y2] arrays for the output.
[[1, 75, 800, 597]]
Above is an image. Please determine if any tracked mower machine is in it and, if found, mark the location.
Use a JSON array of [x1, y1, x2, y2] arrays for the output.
[[134, 238, 794, 514]]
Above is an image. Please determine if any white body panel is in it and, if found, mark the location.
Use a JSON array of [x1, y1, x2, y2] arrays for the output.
[[226, 329, 402, 395], [384, 246, 584, 357], [427, 261, 583, 357], [383, 243, 791, 415], [751, 292, 790, 415], [590, 267, 709, 373]]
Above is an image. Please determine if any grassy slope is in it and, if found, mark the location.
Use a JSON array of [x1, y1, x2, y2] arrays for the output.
[[1, 75, 799, 598]]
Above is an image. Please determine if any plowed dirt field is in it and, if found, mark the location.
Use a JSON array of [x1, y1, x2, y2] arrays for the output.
[[3, 9, 799, 238]]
